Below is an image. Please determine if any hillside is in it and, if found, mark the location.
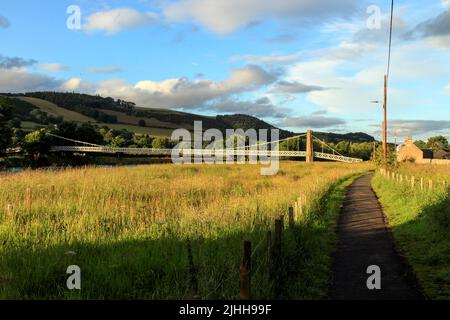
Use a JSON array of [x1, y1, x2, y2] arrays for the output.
[[2, 92, 375, 143]]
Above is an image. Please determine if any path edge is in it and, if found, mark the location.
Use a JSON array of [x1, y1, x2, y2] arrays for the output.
[[370, 175, 427, 300]]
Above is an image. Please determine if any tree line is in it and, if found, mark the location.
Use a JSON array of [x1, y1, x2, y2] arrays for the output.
[[0, 97, 172, 165]]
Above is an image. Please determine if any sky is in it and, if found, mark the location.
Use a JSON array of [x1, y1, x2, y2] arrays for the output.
[[0, 0, 449, 141]]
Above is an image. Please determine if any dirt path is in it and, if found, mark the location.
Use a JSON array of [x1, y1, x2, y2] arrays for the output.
[[329, 174, 423, 300]]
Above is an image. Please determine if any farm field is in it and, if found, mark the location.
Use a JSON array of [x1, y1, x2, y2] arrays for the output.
[[19, 119, 173, 137], [17, 97, 95, 123], [0, 162, 372, 299], [372, 164, 450, 299], [15, 96, 174, 136]]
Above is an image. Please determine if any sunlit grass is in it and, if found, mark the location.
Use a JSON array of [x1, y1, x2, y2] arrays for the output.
[[0, 162, 372, 299], [373, 164, 450, 299]]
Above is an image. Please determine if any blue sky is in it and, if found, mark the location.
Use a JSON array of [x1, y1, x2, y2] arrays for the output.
[[0, 0, 449, 141]]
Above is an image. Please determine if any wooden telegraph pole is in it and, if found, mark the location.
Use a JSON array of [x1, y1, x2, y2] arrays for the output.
[[383, 75, 387, 160], [306, 129, 314, 163]]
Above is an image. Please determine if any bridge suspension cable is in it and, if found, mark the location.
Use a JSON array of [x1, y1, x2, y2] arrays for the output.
[[234, 133, 307, 150], [312, 135, 345, 157], [47, 133, 103, 147]]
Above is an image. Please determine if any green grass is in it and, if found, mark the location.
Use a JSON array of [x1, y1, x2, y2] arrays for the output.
[[0, 162, 372, 299], [372, 170, 450, 299], [281, 173, 362, 299]]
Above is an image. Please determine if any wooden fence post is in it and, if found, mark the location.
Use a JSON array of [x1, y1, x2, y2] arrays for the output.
[[420, 178, 424, 191], [411, 176, 415, 188], [240, 240, 252, 300], [297, 197, 303, 216], [288, 206, 294, 228]]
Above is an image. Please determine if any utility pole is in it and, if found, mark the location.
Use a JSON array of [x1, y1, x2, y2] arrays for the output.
[[383, 74, 388, 160], [306, 130, 314, 163]]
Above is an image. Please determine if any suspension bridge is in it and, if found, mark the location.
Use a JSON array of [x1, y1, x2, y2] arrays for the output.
[[48, 130, 363, 163]]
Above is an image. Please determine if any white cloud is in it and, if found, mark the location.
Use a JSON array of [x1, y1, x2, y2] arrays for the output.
[[285, 22, 450, 116], [405, 9, 450, 49], [0, 55, 37, 69], [208, 97, 290, 118], [83, 8, 158, 34], [96, 65, 276, 109], [164, 0, 358, 34], [230, 52, 301, 65], [61, 78, 82, 91], [446, 84, 450, 90], [0, 68, 61, 92], [279, 115, 346, 129], [270, 80, 326, 94], [85, 66, 122, 74], [442, 0, 450, 8], [376, 120, 450, 138], [39, 63, 70, 72]]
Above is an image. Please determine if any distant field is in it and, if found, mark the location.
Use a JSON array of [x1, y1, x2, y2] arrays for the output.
[[0, 162, 372, 299], [14, 97, 174, 137], [17, 97, 95, 123], [101, 109, 183, 129], [372, 164, 450, 299], [20, 121, 44, 131], [20, 119, 172, 137]]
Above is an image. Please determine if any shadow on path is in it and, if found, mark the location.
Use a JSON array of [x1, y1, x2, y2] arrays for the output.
[[329, 174, 423, 300]]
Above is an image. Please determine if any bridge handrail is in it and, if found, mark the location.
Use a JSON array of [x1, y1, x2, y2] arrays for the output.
[[50, 146, 363, 162]]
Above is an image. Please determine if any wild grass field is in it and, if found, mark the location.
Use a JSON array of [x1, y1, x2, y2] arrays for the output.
[[372, 164, 450, 299], [0, 162, 372, 299]]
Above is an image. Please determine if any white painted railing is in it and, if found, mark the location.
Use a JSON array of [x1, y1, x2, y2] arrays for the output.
[[50, 146, 363, 163]]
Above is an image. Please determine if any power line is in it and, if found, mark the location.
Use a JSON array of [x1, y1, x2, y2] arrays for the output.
[[386, 0, 394, 80]]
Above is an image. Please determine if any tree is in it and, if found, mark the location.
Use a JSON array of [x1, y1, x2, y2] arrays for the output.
[[336, 141, 351, 155], [22, 129, 53, 162], [414, 140, 427, 149], [350, 142, 374, 160], [152, 137, 169, 149], [110, 136, 127, 148], [427, 136, 449, 151], [134, 134, 153, 148], [75, 123, 104, 145], [0, 97, 13, 154], [371, 144, 396, 166], [138, 119, 146, 127]]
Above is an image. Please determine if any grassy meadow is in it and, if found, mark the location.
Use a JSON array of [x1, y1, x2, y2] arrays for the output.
[[372, 164, 450, 299], [0, 162, 372, 299]]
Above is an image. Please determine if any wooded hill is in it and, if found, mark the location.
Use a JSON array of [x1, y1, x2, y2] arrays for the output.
[[2, 91, 374, 143]]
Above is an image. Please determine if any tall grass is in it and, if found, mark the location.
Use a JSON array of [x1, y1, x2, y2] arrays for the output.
[[0, 162, 372, 299], [372, 164, 450, 299]]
